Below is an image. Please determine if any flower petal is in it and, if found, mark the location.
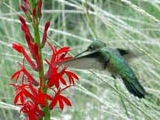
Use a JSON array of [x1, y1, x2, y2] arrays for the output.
[[41, 21, 50, 48]]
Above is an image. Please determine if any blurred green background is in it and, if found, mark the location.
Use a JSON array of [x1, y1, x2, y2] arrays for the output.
[[0, 0, 160, 120]]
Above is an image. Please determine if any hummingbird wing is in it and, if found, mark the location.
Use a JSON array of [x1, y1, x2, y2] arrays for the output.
[[116, 48, 138, 61], [59, 50, 104, 70]]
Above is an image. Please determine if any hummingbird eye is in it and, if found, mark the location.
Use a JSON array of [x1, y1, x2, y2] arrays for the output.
[[88, 45, 94, 50]]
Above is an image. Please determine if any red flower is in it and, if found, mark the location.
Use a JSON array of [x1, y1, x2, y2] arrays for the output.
[[45, 43, 79, 88], [41, 21, 50, 48], [19, 16, 33, 42], [12, 43, 37, 70], [45, 59, 78, 88], [20, 101, 44, 120], [21, 0, 31, 14], [47, 42, 72, 64], [49, 87, 72, 110], [11, 0, 79, 119], [25, 35, 41, 70], [36, 0, 42, 17], [19, 16, 41, 70], [11, 83, 37, 105], [64, 70, 79, 85], [11, 63, 39, 86], [32, 8, 37, 24], [45, 59, 67, 88], [34, 90, 52, 107]]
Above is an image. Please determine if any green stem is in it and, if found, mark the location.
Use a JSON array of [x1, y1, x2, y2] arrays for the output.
[[34, 19, 50, 120]]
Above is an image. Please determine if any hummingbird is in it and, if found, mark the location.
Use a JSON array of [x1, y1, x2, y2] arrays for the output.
[[61, 41, 146, 98]]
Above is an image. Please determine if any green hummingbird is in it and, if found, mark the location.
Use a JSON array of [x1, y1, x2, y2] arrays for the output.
[[61, 41, 146, 98]]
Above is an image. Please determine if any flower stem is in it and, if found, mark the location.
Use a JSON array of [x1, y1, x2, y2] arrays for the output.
[[34, 18, 50, 120]]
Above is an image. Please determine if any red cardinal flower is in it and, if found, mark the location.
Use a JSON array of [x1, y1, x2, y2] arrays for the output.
[[20, 101, 44, 120], [41, 21, 50, 48], [11, 63, 39, 86], [24, 35, 41, 70], [11, 83, 36, 105], [47, 42, 72, 64], [45, 59, 67, 88], [45, 43, 78, 88], [45, 59, 78, 88], [21, 0, 31, 14], [49, 87, 72, 110], [36, 0, 42, 17], [34, 90, 52, 107], [12, 43, 37, 70], [11, 0, 79, 119], [19, 16, 33, 42], [19, 16, 41, 70], [64, 70, 79, 85]]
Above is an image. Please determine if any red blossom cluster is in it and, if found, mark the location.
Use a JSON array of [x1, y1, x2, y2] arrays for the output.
[[11, 0, 78, 120]]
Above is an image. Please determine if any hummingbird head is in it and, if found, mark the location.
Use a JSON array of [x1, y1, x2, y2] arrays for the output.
[[87, 41, 106, 51], [75, 41, 106, 57]]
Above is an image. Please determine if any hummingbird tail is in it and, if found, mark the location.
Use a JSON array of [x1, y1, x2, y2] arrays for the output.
[[122, 77, 146, 98]]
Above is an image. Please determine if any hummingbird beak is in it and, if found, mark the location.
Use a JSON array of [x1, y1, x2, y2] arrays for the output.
[[74, 49, 88, 58]]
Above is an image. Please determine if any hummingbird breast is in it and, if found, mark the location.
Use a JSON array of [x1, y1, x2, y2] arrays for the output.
[[101, 48, 124, 75], [106, 52, 132, 77]]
